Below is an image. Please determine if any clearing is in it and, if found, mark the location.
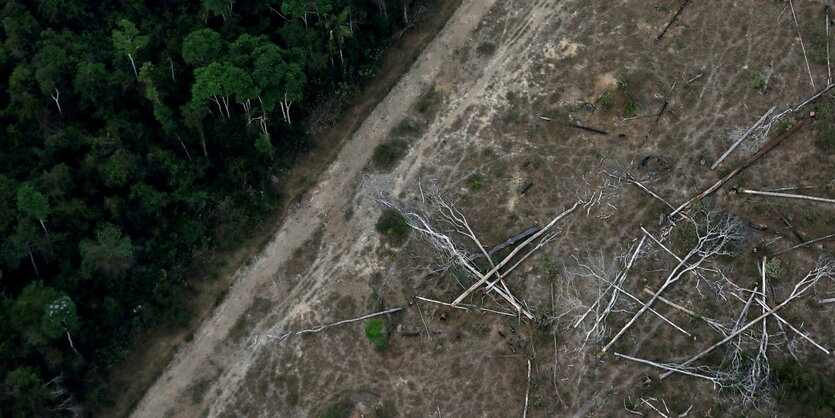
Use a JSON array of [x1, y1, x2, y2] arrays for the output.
[[133, 0, 835, 417]]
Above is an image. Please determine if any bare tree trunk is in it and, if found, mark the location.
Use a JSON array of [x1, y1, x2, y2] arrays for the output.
[[166, 52, 176, 83], [741, 189, 835, 204], [28, 248, 40, 279], [51, 89, 63, 114], [127, 53, 139, 80], [711, 106, 776, 170], [670, 117, 808, 217]]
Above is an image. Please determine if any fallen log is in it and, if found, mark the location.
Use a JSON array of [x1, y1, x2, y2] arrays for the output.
[[710, 106, 776, 170], [452, 203, 580, 306], [568, 123, 609, 135], [670, 117, 809, 218], [742, 189, 835, 205], [656, 0, 693, 41], [773, 233, 835, 256]]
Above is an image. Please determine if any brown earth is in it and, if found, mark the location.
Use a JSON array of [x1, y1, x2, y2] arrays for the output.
[[132, 1, 835, 417]]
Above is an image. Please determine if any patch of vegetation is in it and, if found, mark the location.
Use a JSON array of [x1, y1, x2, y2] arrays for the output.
[[765, 258, 784, 280], [416, 87, 443, 116], [371, 139, 409, 171], [476, 41, 497, 56], [375, 400, 397, 418], [390, 118, 423, 138], [320, 400, 354, 418], [815, 125, 835, 152], [772, 358, 835, 415], [779, 116, 798, 134], [599, 92, 614, 109], [671, 220, 699, 253], [469, 180, 482, 191], [536, 255, 561, 278], [189, 378, 210, 404], [375, 209, 410, 246], [505, 90, 518, 103], [751, 73, 765, 90], [624, 101, 638, 118], [364, 319, 389, 351]]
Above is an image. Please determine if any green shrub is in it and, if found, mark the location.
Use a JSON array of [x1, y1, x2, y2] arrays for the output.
[[364, 319, 388, 351], [624, 101, 637, 118], [779, 117, 798, 134], [390, 119, 422, 137], [371, 139, 408, 171], [469, 180, 482, 191], [536, 255, 561, 278], [815, 126, 835, 152], [752, 74, 765, 90], [375, 209, 409, 246], [671, 220, 698, 253], [772, 358, 835, 414], [765, 258, 784, 280], [599, 92, 614, 109], [476, 41, 496, 56]]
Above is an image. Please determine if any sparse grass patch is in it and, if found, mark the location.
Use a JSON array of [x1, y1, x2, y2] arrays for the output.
[[671, 219, 698, 253], [189, 378, 210, 404], [416, 87, 443, 116], [536, 255, 561, 278], [364, 319, 389, 351], [371, 139, 409, 171], [320, 399, 354, 418], [390, 118, 423, 137], [375, 208, 410, 246]]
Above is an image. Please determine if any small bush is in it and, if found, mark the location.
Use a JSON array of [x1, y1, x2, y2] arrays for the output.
[[536, 255, 561, 278], [364, 319, 388, 351], [671, 220, 698, 253], [624, 101, 637, 118], [390, 119, 422, 137], [371, 139, 408, 171], [469, 180, 482, 191], [815, 126, 835, 152], [476, 41, 496, 56], [779, 117, 798, 134], [375, 209, 409, 246], [752, 74, 765, 90]]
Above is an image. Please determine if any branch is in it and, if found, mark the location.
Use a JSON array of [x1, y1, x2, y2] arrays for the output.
[[294, 307, 402, 335], [711, 106, 776, 170], [670, 117, 809, 217]]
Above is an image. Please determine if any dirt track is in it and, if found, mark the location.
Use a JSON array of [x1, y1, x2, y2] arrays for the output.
[[130, 1, 498, 416]]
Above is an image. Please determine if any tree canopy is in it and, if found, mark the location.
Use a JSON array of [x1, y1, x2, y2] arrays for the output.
[[0, 0, 413, 414]]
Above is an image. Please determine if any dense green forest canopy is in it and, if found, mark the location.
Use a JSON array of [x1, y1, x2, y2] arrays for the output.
[[0, 0, 414, 414]]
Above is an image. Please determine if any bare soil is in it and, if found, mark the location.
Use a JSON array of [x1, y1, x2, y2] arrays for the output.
[[132, 1, 835, 417]]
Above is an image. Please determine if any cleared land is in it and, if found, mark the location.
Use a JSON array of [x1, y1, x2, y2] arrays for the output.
[[134, 1, 835, 416]]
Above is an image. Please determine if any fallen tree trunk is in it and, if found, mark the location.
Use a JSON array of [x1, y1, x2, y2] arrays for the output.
[[452, 202, 580, 306], [656, 0, 693, 41], [773, 233, 835, 255], [670, 117, 808, 218], [710, 106, 776, 170], [741, 189, 835, 205]]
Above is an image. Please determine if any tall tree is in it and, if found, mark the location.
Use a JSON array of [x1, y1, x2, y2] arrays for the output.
[[17, 184, 50, 236], [111, 19, 148, 79], [182, 28, 225, 67]]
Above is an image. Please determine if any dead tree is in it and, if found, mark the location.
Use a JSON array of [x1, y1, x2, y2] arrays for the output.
[[601, 204, 746, 355], [661, 258, 835, 379]]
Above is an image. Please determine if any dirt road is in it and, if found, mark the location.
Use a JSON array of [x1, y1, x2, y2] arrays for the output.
[[130, 1, 498, 416]]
